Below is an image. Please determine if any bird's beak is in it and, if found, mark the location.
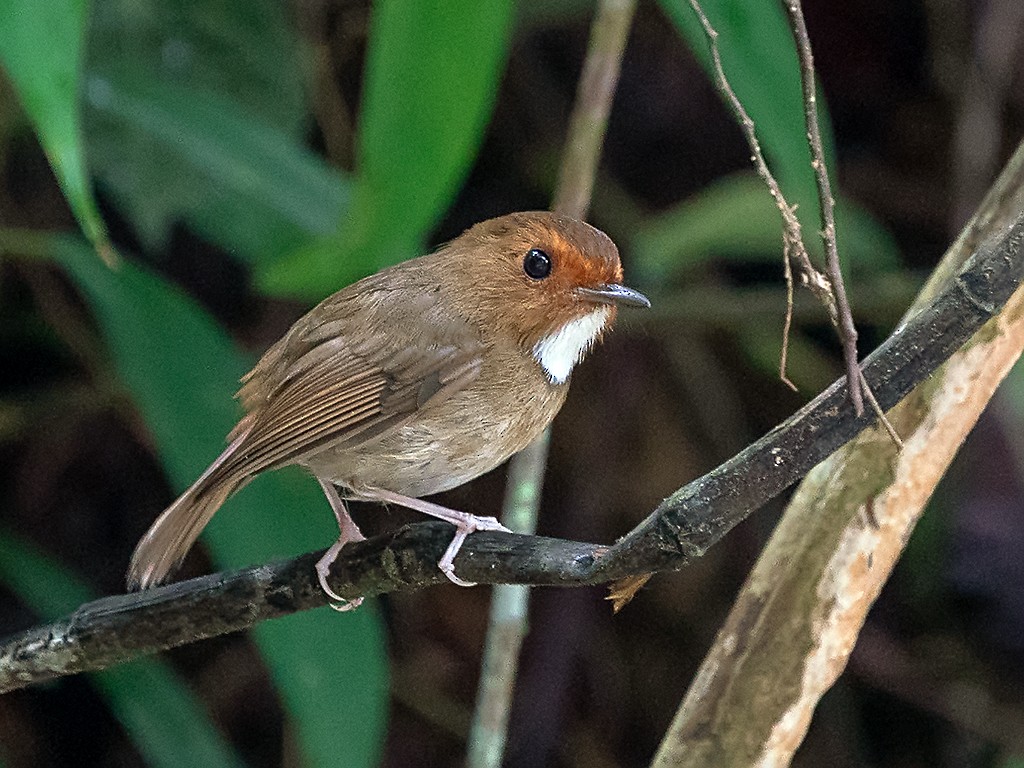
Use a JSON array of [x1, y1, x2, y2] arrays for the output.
[[577, 283, 651, 308]]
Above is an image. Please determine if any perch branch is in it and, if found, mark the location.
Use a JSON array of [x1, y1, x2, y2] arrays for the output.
[[1, 210, 1021, 694]]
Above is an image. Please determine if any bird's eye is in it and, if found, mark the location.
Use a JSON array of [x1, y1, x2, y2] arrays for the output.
[[523, 248, 552, 280]]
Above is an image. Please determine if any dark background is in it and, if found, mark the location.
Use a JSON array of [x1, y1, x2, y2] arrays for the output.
[[2, 0, 1024, 766]]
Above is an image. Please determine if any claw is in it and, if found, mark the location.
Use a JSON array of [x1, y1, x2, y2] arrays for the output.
[[316, 540, 364, 612], [315, 479, 367, 611], [434, 514, 512, 586], [440, 565, 477, 588]]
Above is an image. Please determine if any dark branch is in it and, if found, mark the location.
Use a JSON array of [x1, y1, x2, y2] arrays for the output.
[[1, 215, 1022, 694]]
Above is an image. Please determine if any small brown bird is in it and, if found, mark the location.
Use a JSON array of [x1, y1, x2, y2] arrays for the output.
[[128, 211, 648, 608]]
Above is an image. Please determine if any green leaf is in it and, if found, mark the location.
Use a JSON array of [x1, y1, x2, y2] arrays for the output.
[[657, 0, 833, 233], [85, 72, 350, 263], [83, 0, 342, 264], [0, 0, 112, 262], [260, 0, 515, 298], [52, 236, 389, 768], [628, 173, 900, 282], [0, 529, 245, 768]]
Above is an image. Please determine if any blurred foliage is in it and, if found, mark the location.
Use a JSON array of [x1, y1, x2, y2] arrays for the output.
[[0, 0, 111, 261], [0, 529, 244, 768], [83, 0, 348, 264], [629, 173, 900, 284], [260, 0, 515, 297]]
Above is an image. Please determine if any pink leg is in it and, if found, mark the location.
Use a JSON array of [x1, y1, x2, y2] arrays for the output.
[[316, 479, 366, 612], [370, 489, 511, 587]]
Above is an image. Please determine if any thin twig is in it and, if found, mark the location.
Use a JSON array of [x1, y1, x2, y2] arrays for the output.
[[470, 2, 637, 764], [781, 0, 863, 414], [686, 0, 831, 310], [859, 369, 903, 448], [551, 0, 637, 220], [780, 242, 798, 391], [688, 0, 883, 427], [1, 213, 1020, 694]]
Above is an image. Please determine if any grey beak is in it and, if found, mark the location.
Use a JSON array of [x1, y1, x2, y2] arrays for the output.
[[577, 283, 651, 308]]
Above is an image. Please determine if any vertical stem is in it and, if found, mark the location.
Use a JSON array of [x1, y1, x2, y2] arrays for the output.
[[552, 0, 637, 221], [466, 1, 637, 766], [466, 431, 548, 768], [781, 0, 863, 414]]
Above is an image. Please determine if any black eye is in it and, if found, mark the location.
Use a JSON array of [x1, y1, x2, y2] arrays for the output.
[[523, 248, 552, 280]]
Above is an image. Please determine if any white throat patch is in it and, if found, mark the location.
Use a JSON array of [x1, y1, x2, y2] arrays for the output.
[[532, 308, 611, 384]]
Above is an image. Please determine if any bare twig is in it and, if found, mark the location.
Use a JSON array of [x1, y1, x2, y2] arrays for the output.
[[1, 212, 1020, 694], [779, 244, 798, 391], [859, 369, 903, 448], [470, 2, 637, 764], [551, 0, 637, 220], [688, 0, 878, 422], [781, 0, 863, 414], [686, 0, 831, 308]]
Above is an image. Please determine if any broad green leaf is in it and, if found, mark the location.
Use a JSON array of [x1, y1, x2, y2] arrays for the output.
[[83, 0, 341, 263], [53, 236, 388, 768], [0, 529, 245, 768], [658, 0, 833, 235], [260, 0, 515, 298], [86, 0, 308, 130], [629, 173, 899, 282], [0, 0, 112, 262], [86, 72, 349, 263]]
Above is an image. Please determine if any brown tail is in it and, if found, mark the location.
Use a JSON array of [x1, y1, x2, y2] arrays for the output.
[[127, 427, 252, 590]]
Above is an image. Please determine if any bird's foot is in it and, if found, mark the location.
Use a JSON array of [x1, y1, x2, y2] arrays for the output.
[[315, 539, 365, 612], [316, 479, 367, 611], [369, 489, 512, 586]]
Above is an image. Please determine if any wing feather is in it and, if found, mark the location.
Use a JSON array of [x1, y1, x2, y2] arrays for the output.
[[224, 307, 484, 478]]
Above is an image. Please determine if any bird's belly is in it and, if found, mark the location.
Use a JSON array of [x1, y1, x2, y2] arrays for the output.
[[302, 387, 563, 499]]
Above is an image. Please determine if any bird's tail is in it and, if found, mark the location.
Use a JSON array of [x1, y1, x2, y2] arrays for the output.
[[127, 427, 252, 591]]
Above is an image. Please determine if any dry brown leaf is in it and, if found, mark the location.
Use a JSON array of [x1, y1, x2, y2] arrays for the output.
[[606, 573, 653, 612]]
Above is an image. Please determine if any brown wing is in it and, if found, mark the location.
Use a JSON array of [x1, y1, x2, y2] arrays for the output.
[[224, 287, 483, 478], [127, 271, 482, 590]]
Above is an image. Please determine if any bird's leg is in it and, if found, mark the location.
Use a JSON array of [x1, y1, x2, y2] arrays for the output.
[[316, 478, 366, 612], [370, 488, 512, 587]]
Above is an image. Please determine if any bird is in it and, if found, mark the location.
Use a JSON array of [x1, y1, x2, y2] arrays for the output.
[[127, 211, 649, 609]]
